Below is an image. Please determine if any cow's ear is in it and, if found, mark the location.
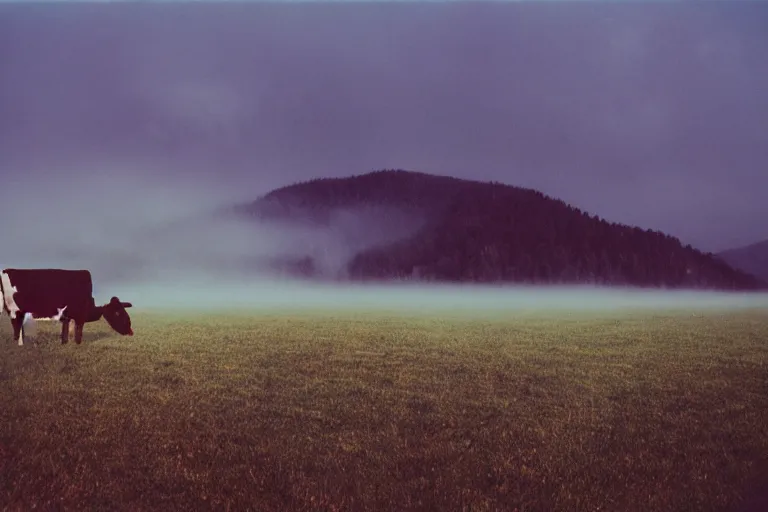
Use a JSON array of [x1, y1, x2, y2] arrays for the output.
[[121, 302, 133, 309]]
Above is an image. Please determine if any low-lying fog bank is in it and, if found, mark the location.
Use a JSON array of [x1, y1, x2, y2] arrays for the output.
[[102, 278, 768, 314]]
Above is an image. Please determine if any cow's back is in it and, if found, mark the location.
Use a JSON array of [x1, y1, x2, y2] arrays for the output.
[[1, 268, 93, 320]]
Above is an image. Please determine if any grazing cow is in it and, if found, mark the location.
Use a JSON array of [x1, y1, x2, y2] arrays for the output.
[[0, 268, 133, 346]]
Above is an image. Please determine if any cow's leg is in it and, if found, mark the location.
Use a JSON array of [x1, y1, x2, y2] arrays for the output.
[[74, 322, 84, 344], [60, 319, 70, 344], [11, 313, 24, 346]]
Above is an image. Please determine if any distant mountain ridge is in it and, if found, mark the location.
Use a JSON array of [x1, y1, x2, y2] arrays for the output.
[[717, 239, 768, 284], [229, 170, 766, 290]]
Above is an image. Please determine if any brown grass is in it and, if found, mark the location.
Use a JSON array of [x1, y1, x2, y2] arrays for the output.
[[2, 308, 768, 511]]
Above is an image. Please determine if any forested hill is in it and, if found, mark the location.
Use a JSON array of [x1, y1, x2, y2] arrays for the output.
[[232, 170, 766, 290], [717, 239, 768, 284]]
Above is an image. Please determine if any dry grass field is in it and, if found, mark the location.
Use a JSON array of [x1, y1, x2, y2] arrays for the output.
[[2, 307, 768, 511]]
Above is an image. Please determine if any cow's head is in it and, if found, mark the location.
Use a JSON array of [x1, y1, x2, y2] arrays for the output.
[[101, 296, 133, 336]]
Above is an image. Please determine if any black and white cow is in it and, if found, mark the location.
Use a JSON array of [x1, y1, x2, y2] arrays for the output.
[[0, 268, 133, 345]]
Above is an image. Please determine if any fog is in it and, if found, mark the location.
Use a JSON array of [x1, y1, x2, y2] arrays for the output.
[[1, 173, 766, 315], [2, 167, 766, 314], [2, 2, 767, 252], [0, 163, 427, 303], [110, 280, 768, 315], [1, 2, 767, 315]]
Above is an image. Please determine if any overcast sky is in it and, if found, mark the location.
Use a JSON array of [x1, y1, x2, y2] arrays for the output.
[[1, 1, 766, 253]]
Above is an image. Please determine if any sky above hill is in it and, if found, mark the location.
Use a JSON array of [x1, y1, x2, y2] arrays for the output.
[[1, 1, 766, 253]]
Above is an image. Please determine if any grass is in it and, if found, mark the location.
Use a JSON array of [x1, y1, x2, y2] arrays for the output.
[[1, 307, 768, 511]]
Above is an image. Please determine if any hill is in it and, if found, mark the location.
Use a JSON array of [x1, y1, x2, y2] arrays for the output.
[[717, 239, 768, 284], [229, 170, 765, 291]]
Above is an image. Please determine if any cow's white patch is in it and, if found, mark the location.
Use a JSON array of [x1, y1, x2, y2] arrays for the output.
[[27, 306, 68, 322], [0, 272, 20, 319], [23, 313, 37, 338], [52, 306, 67, 321], [23, 306, 70, 341], [17, 328, 23, 346]]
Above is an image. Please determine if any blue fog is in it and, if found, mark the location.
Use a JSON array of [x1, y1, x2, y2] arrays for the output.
[[108, 279, 768, 315]]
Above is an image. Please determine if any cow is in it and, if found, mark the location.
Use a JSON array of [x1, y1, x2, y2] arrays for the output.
[[0, 268, 133, 346]]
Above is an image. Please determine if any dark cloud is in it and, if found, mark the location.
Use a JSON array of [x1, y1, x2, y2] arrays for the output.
[[0, 1, 766, 253]]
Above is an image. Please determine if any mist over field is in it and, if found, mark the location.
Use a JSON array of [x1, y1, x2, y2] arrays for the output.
[[104, 278, 768, 314], [0, 165, 425, 292], [0, 166, 252, 276], [1, 168, 767, 313]]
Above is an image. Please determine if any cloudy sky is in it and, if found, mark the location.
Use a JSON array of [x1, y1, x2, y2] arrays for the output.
[[1, 1, 766, 253]]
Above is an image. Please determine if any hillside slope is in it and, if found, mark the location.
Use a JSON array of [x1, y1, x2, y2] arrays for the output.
[[717, 239, 768, 283], [231, 170, 765, 290]]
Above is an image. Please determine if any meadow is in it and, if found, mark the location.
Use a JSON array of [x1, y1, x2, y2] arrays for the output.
[[2, 306, 767, 511]]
